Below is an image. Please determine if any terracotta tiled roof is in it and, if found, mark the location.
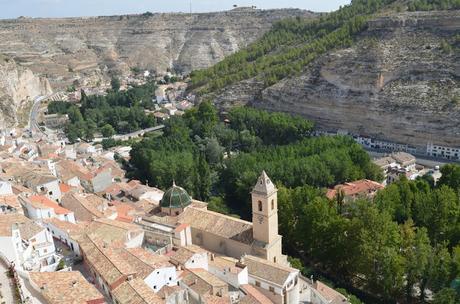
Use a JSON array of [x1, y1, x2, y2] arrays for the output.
[[326, 179, 384, 200], [116, 247, 172, 279], [174, 223, 189, 233], [313, 281, 348, 304], [169, 247, 196, 266], [112, 278, 163, 304], [77, 235, 135, 286], [240, 284, 275, 304], [209, 256, 245, 275], [44, 218, 87, 238], [29, 195, 72, 215], [0, 213, 30, 236], [82, 218, 143, 247], [0, 194, 20, 209], [178, 207, 253, 245], [61, 193, 115, 220], [59, 183, 72, 194], [203, 294, 232, 304], [18, 220, 46, 240], [29, 271, 104, 304], [181, 268, 227, 296], [243, 255, 298, 287]]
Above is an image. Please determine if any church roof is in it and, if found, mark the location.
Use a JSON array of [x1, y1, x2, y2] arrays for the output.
[[178, 207, 254, 245], [160, 183, 192, 209], [252, 171, 276, 195]]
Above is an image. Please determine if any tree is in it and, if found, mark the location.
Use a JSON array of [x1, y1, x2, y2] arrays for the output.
[[111, 77, 121, 92], [433, 288, 457, 304], [101, 124, 116, 138], [196, 152, 211, 201], [84, 120, 97, 141], [439, 164, 460, 191], [400, 220, 431, 302], [205, 137, 224, 166]]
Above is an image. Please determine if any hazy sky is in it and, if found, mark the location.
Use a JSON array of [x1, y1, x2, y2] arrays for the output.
[[0, 0, 351, 19]]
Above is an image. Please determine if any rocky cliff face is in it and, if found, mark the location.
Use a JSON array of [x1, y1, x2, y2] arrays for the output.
[[215, 11, 460, 149], [0, 56, 52, 128], [0, 9, 314, 89]]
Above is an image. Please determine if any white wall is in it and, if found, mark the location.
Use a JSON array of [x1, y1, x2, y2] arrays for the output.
[[0, 182, 13, 195], [44, 222, 81, 256], [125, 231, 144, 248], [0, 236, 20, 265], [55, 212, 76, 224], [209, 264, 248, 288], [66, 176, 81, 188], [144, 266, 177, 293], [22, 201, 55, 221], [92, 171, 112, 193], [184, 252, 208, 271], [248, 276, 283, 295], [41, 180, 62, 202]]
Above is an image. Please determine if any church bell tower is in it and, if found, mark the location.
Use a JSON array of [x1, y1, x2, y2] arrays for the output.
[[252, 171, 278, 245]]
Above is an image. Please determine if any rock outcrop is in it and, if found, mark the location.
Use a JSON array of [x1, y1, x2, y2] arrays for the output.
[[0, 55, 52, 128], [0, 9, 314, 89], [215, 11, 460, 149]]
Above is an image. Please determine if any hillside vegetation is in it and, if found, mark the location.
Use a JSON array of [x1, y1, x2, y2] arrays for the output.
[[128, 101, 460, 303], [190, 0, 459, 94]]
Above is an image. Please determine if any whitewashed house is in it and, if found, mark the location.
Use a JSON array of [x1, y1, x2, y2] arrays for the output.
[[0, 214, 60, 272], [209, 255, 249, 288], [20, 195, 76, 224], [243, 255, 300, 304], [169, 245, 209, 271]]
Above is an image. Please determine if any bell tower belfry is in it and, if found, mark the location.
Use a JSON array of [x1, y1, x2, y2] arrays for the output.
[[252, 171, 279, 245]]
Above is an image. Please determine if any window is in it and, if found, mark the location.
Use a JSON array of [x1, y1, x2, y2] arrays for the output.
[[255, 281, 260, 287], [271, 199, 274, 210], [169, 277, 172, 281], [258, 201, 262, 212], [153, 285, 157, 289], [274, 256, 277, 263], [269, 286, 275, 293]]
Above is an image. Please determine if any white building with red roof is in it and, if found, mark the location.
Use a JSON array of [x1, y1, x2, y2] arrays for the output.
[[19, 194, 76, 223]]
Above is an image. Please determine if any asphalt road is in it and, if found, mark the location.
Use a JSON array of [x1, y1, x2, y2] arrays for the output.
[[28, 95, 46, 135]]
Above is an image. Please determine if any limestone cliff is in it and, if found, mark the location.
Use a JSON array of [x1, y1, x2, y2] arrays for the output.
[[0, 9, 314, 89], [0, 56, 52, 128], [214, 11, 460, 149]]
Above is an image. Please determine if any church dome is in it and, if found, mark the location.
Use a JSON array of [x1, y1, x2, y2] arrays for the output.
[[160, 182, 192, 209]]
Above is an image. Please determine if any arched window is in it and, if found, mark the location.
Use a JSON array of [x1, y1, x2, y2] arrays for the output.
[[271, 199, 274, 210], [258, 201, 262, 212]]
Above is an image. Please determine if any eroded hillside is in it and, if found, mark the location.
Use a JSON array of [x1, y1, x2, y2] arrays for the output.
[[0, 9, 314, 89], [212, 11, 460, 149], [0, 56, 52, 128]]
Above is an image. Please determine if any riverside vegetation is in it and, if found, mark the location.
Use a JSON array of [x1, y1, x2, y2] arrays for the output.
[[128, 102, 460, 303]]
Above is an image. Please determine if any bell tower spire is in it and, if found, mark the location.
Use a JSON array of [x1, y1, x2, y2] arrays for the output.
[[252, 171, 278, 245]]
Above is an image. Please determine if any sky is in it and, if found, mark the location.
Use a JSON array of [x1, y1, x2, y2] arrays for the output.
[[0, 0, 351, 19]]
